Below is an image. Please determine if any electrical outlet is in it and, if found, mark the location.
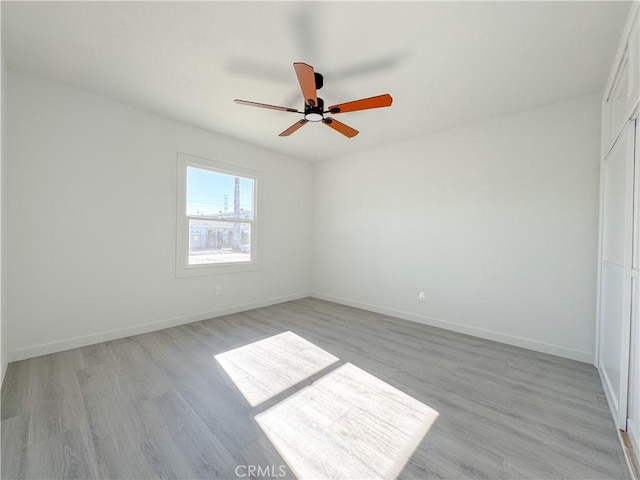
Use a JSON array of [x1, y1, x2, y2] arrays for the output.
[[216, 286, 223, 296], [418, 291, 426, 302]]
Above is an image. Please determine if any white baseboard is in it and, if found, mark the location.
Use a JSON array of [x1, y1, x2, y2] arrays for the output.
[[311, 292, 594, 363], [5, 291, 595, 365], [6, 292, 310, 363]]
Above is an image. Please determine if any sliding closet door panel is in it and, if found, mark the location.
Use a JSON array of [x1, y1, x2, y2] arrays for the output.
[[601, 266, 625, 411], [603, 143, 629, 264], [629, 273, 640, 450], [599, 122, 634, 429], [629, 121, 640, 451]]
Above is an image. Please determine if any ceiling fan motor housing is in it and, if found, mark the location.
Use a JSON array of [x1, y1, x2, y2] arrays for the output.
[[305, 97, 325, 122]]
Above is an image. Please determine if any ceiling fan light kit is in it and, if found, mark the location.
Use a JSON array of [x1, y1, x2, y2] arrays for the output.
[[234, 62, 392, 138]]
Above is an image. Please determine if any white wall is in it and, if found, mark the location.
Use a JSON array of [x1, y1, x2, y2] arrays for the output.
[[312, 94, 601, 362], [3, 69, 603, 364], [3, 71, 312, 361]]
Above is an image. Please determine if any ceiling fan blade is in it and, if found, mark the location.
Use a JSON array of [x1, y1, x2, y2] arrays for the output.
[[234, 99, 300, 113], [279, 119, 308, 137], [322, 118, 359, 138], [327, 94, 393, 114], [293, 62, 318, 107]]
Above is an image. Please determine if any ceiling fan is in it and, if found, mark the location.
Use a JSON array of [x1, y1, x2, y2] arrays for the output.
[[234, 62, 393, 138]]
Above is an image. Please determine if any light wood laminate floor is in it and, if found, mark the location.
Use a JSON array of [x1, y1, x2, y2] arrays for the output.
[[1, 298, 631, 479]]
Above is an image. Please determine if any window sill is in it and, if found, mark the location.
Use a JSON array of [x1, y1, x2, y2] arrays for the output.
[[176, 261, 261, 278]]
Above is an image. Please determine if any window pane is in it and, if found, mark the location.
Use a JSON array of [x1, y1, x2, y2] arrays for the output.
[[187, 166, 253, 219], [188, 219, 252, 265]]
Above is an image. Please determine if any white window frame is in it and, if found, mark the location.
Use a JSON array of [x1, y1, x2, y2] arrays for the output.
[[176, 152, 260, 278]]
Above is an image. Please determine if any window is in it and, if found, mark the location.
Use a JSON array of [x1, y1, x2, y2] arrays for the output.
[[176, 153, 258, 277]]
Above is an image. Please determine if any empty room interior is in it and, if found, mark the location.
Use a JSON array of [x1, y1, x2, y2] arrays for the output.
[[2, 1, 640, 479]]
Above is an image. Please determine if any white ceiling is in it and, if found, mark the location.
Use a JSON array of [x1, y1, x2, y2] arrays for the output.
[[2, 1, 632, 162]]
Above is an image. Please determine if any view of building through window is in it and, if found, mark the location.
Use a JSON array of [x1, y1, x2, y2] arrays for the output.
[[186, 166, 254, 265]]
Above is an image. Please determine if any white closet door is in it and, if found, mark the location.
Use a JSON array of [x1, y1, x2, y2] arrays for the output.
[[598, 121, 635, 429], [628, 120, 640, 449]]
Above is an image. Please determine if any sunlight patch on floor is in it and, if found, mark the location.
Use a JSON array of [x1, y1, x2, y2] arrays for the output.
[[255, 363, 439, 479], [214, 331, 339, 406]]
